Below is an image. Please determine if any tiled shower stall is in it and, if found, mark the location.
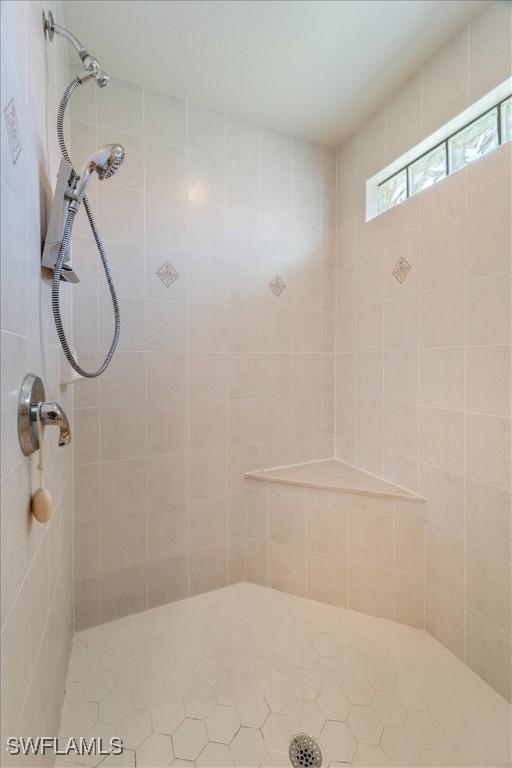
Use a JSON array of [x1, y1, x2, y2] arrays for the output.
[[0, 0, 511, 763]]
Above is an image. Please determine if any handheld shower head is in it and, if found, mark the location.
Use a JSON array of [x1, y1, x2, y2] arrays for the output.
[[69, 144, 125, 208]]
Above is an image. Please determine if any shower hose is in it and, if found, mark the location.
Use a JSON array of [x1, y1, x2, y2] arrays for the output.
[[52, 76, 120, 378]]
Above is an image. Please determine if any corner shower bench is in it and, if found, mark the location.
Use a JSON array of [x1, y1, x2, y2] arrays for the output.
[[244, 459, 426, 628]]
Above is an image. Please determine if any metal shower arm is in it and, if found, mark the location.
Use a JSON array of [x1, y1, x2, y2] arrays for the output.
[[42, 10, 109, 87]]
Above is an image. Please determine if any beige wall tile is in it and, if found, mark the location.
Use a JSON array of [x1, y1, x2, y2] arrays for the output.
[[466, 413, 511, 489], [101, 565, 147, 623], [247, 539, 267, 586], [395, 512, 425, 576], [426, 526, 464, 599], [75, 577, 101, 631], [394, 572, 424, 628], [426, 582, 464, 661], [190, 545, 227, 595], [307, 552, 347, 607], [420, 348, 464, 410], [101, 511, 146, 572], [421, 465, 464, 538], [148, 505, 189, 561], [421, 407, 464, 475], [465, 609, 511, 702], [420, 285, 465, 349], [466, 479, 511, 563], [268, 543, 305, 596], [466, 345, 511, 417], [469, 1, 512, 82], [307, 499, 347, 557], [74, 520, 100, 580], [101, 458, 146, 517], [348, 561, 394, 620], [269, 495, 306, 549], [466, 545, 511, 632], [349, 507, 394, 569], [227, 540, 246, 584], [467, 274, 511, 346], [147, 556, 189, 609]]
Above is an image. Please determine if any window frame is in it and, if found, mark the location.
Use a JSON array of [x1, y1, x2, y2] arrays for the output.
[[377, 98, 508, 214], [366, 80, 512, 220]]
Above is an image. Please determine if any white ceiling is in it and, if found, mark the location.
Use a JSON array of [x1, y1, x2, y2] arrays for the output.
[[63, 0, 486, 146]]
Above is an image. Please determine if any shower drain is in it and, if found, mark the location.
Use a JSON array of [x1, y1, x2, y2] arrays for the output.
[[289, 733, 322, 768]]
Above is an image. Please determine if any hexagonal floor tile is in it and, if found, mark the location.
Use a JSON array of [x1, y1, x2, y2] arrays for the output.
[[406, 709, 445, 750], [82, 670, 116, 703], [196, 742, 235, 767], [262, 712, 295, 754], [353, 743, 392, 766], [164, 666, 195, 700], [320, 720, 357, 764], [184, 684, 216, 719], [292, 643, 318, 669], [343, 671, 375, 706], [174, 641, 202, 669], [317, 684, 351, 721], [206, 705, 240, 744], [99, 688, 132, 725], [116, 709, 152, 751], [152, 696, 186, 735], [260, 752, 290, 767], [98, 748, 135, 767], [381, 726, 420, 766], [74, 722, 117, 768], [59, 696, 98, 736], [130, 634, 159, 662], [132, 676, 165, 711], [290, 699, 324, 738], [313, 632, 339, 658], [237, 692, 270, 728], [195, 657, 223, 687], [172, 718, 208, 760], [116, 660, 147, 691], [372, 690, 407, 726], [365, 660, 396, 691], [347, 705, 383, 744], [231, 727, 266, 768], [215, 673, 246, 707], [135, 732, 173, 768], [294, 668, 321, 700]]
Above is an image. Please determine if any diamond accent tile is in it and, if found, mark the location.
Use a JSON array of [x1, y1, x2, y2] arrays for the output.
[[156, 260, 180, 287], [268, 274, 286, 297], [3, 98, 21, 165], [392, 256, 412, 283]]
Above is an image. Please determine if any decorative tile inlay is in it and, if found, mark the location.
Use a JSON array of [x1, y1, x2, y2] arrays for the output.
[[156, 260, 179, 287], [268, 274, 286, 297], [3, 98, 21, 165], [392, 256, 411, 283]]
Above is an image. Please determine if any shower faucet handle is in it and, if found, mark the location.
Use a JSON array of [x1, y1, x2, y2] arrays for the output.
[[39, 401, 71, 446], [18, 374, 71, 456]]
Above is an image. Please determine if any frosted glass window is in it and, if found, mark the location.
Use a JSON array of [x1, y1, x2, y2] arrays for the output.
[[501, 97, 512, 143], [371, 93, 510, 219], [409, 144, 447, 196], [448, 108, 498, 172], [378, 170, 407, 213]]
